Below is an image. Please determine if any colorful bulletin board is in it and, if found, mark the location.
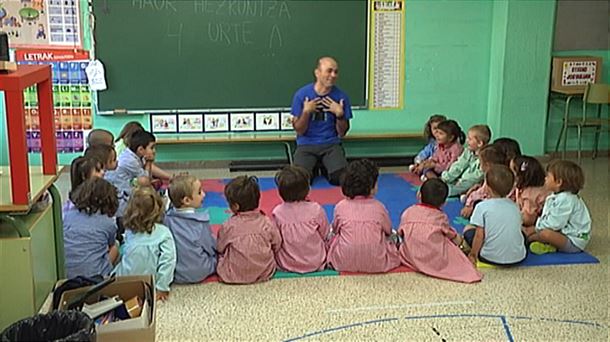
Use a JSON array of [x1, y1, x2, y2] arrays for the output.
[[0, 0, 82, 47], [369, 0, 405, 110], [15, 48, 92, 153]]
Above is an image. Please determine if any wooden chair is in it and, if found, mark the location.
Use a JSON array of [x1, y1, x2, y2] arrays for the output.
[[576, 83, 610, 163]]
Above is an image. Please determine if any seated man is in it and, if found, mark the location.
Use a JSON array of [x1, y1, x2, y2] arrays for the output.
[[291, 56, 352, 185]]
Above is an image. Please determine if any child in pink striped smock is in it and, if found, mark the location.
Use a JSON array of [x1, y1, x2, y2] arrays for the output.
[[413, 119, 465, 181], [398, 179, 481, 283], [327, 159, 400, 273], [216, 176, 282, 284], [272, 166, 330, 273], [510, 156, 551, 227], [460, 144, 507, 218]]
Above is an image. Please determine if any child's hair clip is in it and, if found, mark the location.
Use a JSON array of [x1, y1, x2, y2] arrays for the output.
[[520, 162, 528, 172]]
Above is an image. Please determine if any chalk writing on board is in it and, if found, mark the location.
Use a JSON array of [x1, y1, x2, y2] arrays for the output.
[[269, 25, 282, 49], [167, 22, 184, 56], [132, 0, 178, 12], [193, 0, 291, 19], [207, 22, 254, 46]]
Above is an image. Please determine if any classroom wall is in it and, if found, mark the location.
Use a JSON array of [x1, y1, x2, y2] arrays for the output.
[[2, 0, 603, 166]]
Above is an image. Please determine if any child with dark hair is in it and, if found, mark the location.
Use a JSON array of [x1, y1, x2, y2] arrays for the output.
[[69, 156, 104, 195], [164, 175, 216, 283], [493, 137, 522, 165], [510, 156, 550, 227], [86, 128, 114, 148], [63, 178, 119, 278], [397, 179, 481, 283], [105, 130, 156, 214], [524, 160, 591, 255], [115, 121, 144, 156], [216, 176, 282, 284], [327, 159, 400, 273], [114, 186, 176, 301], [272, 166, 330, 273], [464, 165, 526, 265], [84, 144, 117, 171], [460, 144, 507, 218], [441, 124, 491, 196], [409, 114, 446, 171], [413, 119, 465, 181]]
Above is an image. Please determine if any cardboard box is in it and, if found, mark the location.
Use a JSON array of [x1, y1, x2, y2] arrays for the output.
[[551, 56, 603, 93], [57, 275, 155, 342]]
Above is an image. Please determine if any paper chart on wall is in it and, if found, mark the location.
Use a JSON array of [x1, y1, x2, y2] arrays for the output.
[[1, 0, 82, 47]]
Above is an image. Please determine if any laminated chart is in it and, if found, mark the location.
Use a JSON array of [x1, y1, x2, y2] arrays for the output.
[[369, 0, 405, 109], [16, 49, 91, 153], [0, 0, 81, 47]]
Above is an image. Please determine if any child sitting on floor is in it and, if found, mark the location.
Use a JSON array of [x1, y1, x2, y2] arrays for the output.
[[409, 114, 446, 172], [164, 175, 216, 283], [327, 159, 400, 273], [63, 178, 119, 278], [114, 186, 176, 301], [413, 119, 465, 181], [86, 128, 114, 148], [460, 144, 506, 218], [398, 178, 481, 283], [464, 165, 526, 266], [216, 176, 282, 284], [272, 165, 330, 273], [84, 144, 118, 171], [441, 124, 491, 197], [524, 160, 591, 255], [510, 156, 550, 227]]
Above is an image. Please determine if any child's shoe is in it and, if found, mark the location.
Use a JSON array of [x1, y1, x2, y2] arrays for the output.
[[408, 164, 416, 172], [529, 242, 557, 255], [420, 174, 427, 182], [460, 194, 467, 203]]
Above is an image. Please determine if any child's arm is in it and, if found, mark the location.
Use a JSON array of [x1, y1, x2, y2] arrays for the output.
[[267, 220, 282, 253], [216, 224, 229, 253], [535, 197, 571, 232], [468, 226, 485, 264], [156, 226, 177, 301], [381, 205, 393, 236], [441, 149, 468, 183], [151, 163, 172, 181], [414, 140, 435, 163], [521, 197, 539, 227]]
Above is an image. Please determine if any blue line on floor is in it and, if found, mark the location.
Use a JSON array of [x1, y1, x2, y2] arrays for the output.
[[509, 315, 607, 328], [500, 316, 515, 342], [283, 317, 399, 342]]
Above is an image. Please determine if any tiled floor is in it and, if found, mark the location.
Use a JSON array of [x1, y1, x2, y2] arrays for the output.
[[53, 157, 609, 341]]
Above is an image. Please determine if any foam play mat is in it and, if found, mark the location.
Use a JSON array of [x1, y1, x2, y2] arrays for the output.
[[198, 172, 598, 282]]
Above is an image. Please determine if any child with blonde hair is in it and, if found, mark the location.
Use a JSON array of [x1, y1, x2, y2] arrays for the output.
[[273, 165, 330, 273], [63, 178, 119, 278], [409, 114, 446, 171], [413, 119, 465, 180], [460, 144, 506, 218], [164, 175, 216, 283], [398, 178, 481, 283], [464, 165, 526, 265], [441, 124, 491, 197], [217, 176, 282, 284], [510, 156, 550, 227], [114, 186, 176, 301], [327, 159, 400, 273], [524, 160, 591, 255]]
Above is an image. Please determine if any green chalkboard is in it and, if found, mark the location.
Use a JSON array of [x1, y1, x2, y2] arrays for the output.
[[92, 0, 368, 112]]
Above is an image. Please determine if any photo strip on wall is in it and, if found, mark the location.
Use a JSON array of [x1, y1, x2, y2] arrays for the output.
[[151, 111, 294, 134]]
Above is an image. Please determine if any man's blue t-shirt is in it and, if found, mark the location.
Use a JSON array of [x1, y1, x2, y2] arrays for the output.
[[291, 83, 352, 146]]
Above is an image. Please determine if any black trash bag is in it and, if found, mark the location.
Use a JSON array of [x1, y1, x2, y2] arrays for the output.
[[0, 311, 96, 342]]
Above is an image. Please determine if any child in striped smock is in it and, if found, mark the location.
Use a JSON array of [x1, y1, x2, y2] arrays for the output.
[[272, 166, 330, 273], [327, 159, 400, 273]]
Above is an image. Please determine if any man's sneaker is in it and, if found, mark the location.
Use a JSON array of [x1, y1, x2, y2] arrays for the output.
[[529, 242, 557, 255]]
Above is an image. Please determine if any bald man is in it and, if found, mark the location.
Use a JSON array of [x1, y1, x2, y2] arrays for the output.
[[291, 56, 352, 186]]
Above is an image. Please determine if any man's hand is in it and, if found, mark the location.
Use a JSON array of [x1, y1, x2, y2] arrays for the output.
[[303, 97, 320, 115], [322, 97, 344, 118]]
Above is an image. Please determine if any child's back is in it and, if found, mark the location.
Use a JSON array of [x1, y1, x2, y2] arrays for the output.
[[516, 186, 551, 226], [273, 201, 329, 273], [399, 204, 481, 283], [536, 191, 591, 250], [328, 197, 400, 273], [217, 210, 281, 283], [470, 198, 525, 264], [164, 208, 216, 283], [63, 178, 119, 278]]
